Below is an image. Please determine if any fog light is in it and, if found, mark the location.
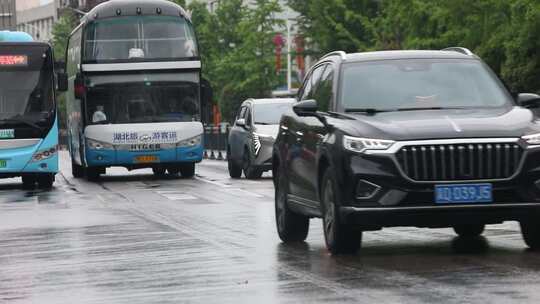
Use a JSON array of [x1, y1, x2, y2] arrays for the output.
[[355, 180, 381, 199]]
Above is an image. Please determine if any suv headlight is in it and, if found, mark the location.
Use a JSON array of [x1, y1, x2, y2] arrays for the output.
[[87, 138, 114, 150], [343, 135, 395, 153], [177, 135, 202, 148], [522, 133, 540, 145], [254, 132, 275, 141], [32, 146, 58, 162]]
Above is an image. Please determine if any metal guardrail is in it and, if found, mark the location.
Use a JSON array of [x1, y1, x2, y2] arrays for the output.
[[203, 124, 230, 161]]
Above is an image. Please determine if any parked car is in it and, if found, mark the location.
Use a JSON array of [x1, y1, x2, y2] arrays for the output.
[[272, 48, 540, 254], [228, 98, 295, 179]]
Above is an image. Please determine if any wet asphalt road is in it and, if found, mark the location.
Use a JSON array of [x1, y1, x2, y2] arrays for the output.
[[1, 153, 540, 303]]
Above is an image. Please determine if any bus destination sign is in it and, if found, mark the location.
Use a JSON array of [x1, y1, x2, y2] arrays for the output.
[[0, 55, 28, 66]]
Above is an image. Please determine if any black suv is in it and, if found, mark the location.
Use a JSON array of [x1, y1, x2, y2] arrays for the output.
[[272, 48, 540, 254]]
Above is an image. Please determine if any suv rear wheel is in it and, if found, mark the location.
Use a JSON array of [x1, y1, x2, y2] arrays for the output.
[[321, 169, 362, 255], [453, 224, 485, 238], [275, 168, 309, 242], [520, 219, 540, 250]]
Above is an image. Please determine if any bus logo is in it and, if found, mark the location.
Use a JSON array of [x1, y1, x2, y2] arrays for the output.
[[0, 129, 14, 139], [139, 134, 152, 143]]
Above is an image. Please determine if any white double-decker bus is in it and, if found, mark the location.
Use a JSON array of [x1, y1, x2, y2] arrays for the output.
[[62, 0, 210, 179]]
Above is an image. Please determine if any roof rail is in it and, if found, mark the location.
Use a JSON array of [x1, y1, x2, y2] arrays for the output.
[[442, 47, 474, 56], [321, 51, 346, 60]]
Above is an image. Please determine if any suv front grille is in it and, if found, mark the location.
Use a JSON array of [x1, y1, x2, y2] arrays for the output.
[[396, 142, 524, 181]]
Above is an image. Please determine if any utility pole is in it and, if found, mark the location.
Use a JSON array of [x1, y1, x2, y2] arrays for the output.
[[286, 18, 291, 94]]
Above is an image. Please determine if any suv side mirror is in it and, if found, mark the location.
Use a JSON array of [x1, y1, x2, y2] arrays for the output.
[[293, 99, 318, 116], [517, 93, 540, 108], [57, 72, 68, 92], [236, 118, 246, 127]]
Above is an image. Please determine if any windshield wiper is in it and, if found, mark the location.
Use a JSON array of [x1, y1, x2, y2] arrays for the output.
[[0, 116, 43, 131], [346, 107, 468, 114], [395, 107, 468, 112], [345, 108, 393, 114]]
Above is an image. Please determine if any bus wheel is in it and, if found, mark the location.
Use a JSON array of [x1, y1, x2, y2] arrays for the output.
[[167, 166, 180, 176], [72, 160, 84, 178], [37, 174, 55, 189], [22, 175, 36, 190], [86, 167, 101, 181], [153, 167, 166, 176], [180, 163, 195, 178]]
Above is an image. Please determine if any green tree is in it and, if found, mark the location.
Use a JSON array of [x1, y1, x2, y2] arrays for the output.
[[189, 0, 282, 121], [51, 12, 78, 129], [51, 13, 78, 60], [290, 0, 539, 93]]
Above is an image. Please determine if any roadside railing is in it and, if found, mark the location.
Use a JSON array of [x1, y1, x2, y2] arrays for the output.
[[203, 123, 230, 161]]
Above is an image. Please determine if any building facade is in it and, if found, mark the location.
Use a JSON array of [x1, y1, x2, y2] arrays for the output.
[[15, 0, 104, 42], [0, 0, 16, 31]]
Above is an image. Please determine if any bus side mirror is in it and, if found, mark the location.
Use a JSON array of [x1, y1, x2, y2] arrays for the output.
[[74, 74, 85, 100], [57, 73, 68, 92]]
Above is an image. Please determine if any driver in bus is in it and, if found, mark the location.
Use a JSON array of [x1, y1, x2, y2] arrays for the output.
[[92, 105, 107, 123]]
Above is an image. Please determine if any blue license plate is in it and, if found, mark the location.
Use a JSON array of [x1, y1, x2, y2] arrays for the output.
[[435, 183, 493, 204]]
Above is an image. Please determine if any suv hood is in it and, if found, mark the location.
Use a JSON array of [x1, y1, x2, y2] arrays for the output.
[[347, 107, 540, 140]]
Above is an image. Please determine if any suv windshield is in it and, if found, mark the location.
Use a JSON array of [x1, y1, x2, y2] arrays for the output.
[[340, 59, 512, 111], [0, 46, 54, 124], [84, 16, 198, 63], [253, 102, 291, 125]]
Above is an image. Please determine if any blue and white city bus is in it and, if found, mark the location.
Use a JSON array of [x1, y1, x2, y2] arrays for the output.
[[0, 31, 59, 189], [60, 0, 211, 179]]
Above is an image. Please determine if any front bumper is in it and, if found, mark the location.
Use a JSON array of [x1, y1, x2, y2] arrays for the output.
[[340, 203, 540, 228], [252, 138, 274, 171], [86, 145, 203, 167], [334, 146, 540, 227]]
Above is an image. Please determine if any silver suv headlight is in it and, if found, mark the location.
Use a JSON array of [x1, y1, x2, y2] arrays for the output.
[[522, 133, 540, 146], [343, 135, 395, 153], [87, 138, 114, 150], [177, 135, 202, 148]]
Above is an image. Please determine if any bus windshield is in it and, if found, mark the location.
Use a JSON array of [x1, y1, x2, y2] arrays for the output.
[[86, 74, 200, 125], [0, 45, 54, 123], [84, 15, 198, 63]]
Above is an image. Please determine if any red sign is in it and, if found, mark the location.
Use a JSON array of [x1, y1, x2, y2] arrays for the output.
[[0, 55, 28, 66]]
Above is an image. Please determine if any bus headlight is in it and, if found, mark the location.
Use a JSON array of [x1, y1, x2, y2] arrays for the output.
[[177, 135, 202, 148], [32, 146, 58, 162], [87, 138, 114, 150]]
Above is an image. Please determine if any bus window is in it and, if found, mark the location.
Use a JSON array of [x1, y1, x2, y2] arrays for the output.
[[0, 47, 54, 121], [84, 16, 198, 63], [86, 81, 200, 125]]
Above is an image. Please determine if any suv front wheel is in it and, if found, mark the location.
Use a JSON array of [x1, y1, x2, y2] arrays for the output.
[[321, 169, 362, 254], [520, 219, 540, 250], [275, 169, 309, 242], [243, 148, 262, 179]]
